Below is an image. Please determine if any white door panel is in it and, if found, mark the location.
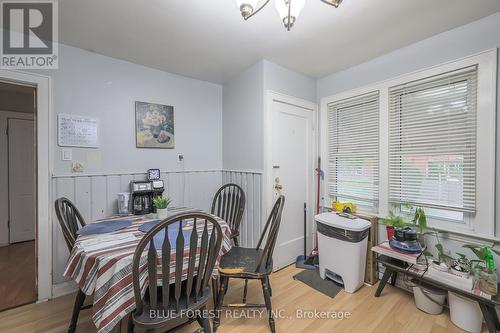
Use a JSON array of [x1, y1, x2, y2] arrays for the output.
[[271, 101, 314, 270], [8, 118, 35, 243]]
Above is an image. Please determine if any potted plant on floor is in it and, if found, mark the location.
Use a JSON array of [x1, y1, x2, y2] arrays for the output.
[[380, 211, 406, 240], [153, 195, 172, 220]]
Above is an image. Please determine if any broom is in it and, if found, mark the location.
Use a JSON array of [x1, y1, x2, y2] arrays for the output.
[[295, 157, 322, 269]]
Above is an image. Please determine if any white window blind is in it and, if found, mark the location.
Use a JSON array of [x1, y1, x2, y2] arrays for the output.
[[327, 91, 379, 205], [388, 66, 478, 213]]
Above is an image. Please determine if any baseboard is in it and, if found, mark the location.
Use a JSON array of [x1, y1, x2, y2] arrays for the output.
[[52, 280, 78, 298]]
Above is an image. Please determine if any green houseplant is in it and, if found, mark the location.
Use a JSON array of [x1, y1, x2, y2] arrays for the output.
[[153, 195, 172, 220], [380, 211, 407, 239]]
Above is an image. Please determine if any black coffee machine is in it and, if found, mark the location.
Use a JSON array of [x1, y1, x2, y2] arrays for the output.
[[130, 180, 164, 215]]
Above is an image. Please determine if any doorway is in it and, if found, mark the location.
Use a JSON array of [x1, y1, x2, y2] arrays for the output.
[[265, 92, 317, 271], [0, 82, 37, 310]]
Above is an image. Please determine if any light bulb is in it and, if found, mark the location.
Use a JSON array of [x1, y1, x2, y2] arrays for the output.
[[275, 0, 306, 29], [236, 0, 259, 19]]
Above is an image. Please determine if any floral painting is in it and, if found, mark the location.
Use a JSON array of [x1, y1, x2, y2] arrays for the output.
[[135, 101, 175, 148]]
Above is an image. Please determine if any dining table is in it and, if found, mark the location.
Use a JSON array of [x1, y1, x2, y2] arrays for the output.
[[63, 206, 233, 333]]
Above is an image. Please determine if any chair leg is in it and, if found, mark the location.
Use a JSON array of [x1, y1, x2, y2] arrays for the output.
[[261, 277, 275, 333], [197, 305, 212, 333], [242, 279, 249, 303], [127, 314, 134, 333], [266, 276, 272, 297], [214, 276, 229, 332], [233, 237, 239, 247], [68, 289, 86, 333]]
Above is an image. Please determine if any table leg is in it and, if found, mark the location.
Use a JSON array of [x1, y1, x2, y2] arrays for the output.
[[375, 268, 393, 297], [390, 271, 398, 286], [490, 305, 500, 331], [479, 302, 498, 333]]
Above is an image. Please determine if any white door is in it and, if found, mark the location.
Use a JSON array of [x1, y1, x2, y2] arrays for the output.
[[8, 118, 36, 243], [271, 100, 315, 270]]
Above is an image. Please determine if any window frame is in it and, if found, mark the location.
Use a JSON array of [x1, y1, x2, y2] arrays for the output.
[[320, 49, 497, 237]]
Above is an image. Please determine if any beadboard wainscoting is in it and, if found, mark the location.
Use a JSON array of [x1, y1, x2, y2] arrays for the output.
[[51, 170, 222, 284], [51, 169, 263, 287], [222, 170, 263, 248]]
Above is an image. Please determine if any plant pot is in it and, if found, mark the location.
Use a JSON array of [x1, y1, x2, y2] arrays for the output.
[[450, 265, 470, 279], [430, 260, 449, 273], [448, 292, 483, 333], [156, 208, 169, 220], [386, 226, 395, 240], [412, 282, 446, 315]]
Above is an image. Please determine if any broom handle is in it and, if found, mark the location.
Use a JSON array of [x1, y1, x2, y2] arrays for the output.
[[304, 202, 307, 258]]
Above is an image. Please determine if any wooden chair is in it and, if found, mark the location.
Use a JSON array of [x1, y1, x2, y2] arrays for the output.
[[214, 195, 285, 333], [211, 184, 245, 246], [129, 212, 223, 333], [54, 197, 91, 333]]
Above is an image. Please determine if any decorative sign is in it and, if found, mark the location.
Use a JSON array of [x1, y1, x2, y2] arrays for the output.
[[58, 114, 99, 148]]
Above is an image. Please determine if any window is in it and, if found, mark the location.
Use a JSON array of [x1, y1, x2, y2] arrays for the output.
[[327, 91, 379, 210], [388, 66, 478, 222]]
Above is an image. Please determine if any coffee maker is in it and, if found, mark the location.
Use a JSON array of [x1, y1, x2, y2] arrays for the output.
[[130, 180, 164, 215]]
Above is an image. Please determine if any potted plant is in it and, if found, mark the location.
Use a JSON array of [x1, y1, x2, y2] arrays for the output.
[[380, 211, 406, 239], [450, 253, 472, 279], [447, 244, 500, 333], [423, 243, 453, 272], [463, 244, 499, 295], [411, 207, 427, 247], [153, 196, 172, 220]]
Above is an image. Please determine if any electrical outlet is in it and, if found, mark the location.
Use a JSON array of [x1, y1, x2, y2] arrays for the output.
[[177, 154, 184, 163]]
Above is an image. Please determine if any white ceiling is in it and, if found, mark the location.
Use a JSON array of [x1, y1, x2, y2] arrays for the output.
[[59, 0, 500, 83]]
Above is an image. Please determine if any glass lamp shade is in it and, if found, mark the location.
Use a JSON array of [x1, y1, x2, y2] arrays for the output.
[[321, 0, 343, 8], [236, 0, 260, 19], [275, 0, 306, 29]]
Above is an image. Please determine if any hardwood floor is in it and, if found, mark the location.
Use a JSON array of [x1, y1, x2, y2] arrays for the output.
[[0, 265, 483, 332], [0, 241, 36, 311]]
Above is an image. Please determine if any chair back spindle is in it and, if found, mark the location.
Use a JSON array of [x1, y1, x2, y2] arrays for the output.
[[256, 195, 285, 272], [211, 184, 245, 244], [132, 212, 223, 316]]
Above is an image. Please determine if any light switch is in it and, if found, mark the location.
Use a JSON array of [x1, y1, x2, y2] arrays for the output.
[[62, 148, 72, 161]]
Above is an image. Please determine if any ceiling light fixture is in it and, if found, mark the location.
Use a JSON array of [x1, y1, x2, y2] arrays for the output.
[[236, 0, 343, 31]]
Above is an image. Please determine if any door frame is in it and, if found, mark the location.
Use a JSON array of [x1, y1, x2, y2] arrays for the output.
[[0, 69, 52, 301], [263, 91, 317, 265]]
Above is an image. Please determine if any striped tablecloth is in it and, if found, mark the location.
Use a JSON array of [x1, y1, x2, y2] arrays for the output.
[[63, 207, 232, 333]]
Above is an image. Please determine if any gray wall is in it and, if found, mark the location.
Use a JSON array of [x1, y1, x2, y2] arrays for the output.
[[42, 45, 223, 175], [222, 60, 316, 171], [263, 60, 316, 102], [29, 45, 225, 286], [317, 12, 500, 100], [317, 12, 500, 238], [222, 61, 265, 171]]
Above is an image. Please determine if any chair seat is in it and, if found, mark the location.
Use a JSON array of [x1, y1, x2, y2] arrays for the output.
[[219, 247, 272, 278], [132, 287, 210, 329]]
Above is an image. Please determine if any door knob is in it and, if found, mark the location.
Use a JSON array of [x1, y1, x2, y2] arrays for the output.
[[274, 177, 283, 190]]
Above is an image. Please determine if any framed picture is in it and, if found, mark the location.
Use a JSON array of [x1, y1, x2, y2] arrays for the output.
[[135, 101, 175, 148]]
